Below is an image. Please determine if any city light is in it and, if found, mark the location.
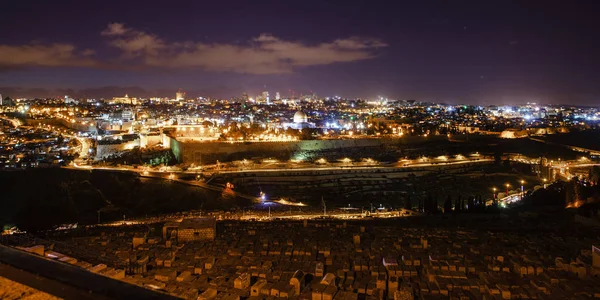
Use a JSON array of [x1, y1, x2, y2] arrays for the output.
[[1, 7, 599, 300]]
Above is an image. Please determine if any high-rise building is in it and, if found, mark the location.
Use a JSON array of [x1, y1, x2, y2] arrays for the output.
[[176, 90, 185, 101], [262, 91, 270, 104], [275, 92, 281, 100], [64, 95, 77, 104]]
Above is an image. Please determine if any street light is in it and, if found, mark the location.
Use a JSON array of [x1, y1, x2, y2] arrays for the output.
[[543, 178, 547, 189], [520, 180, 525, 200], [492, 187, 497, 205], [505, 183, 510, 196]]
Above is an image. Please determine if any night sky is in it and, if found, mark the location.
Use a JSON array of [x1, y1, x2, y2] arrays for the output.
[[1, 0, 599, 104]]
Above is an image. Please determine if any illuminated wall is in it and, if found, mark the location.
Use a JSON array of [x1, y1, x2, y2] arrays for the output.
[[95, 138, 140, 160], [173, 136, 445, 164]]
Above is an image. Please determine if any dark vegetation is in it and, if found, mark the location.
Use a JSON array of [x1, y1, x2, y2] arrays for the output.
[[0, 169, 251, 233]]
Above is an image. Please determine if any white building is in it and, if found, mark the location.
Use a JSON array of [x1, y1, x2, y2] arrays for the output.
[[283, 110, 314, 130]]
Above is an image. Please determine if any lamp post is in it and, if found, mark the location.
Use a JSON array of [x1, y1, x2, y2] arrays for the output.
[[520, 180, 525, 201], [505, 183, 510, 197], [492, 187, 497, 206], [543, 178, 547, 189]]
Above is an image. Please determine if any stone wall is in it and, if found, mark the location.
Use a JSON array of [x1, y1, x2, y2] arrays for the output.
[[140, 134, 162, 148], [170, 136, 445, 164], [26, 118, 97, 133], [95, 139, 140, 160]]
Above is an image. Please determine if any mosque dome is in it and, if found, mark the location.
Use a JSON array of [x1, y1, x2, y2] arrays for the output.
[[293, 111, 308, 123]]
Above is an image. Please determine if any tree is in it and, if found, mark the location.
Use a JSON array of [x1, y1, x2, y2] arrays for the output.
[[425, 193, 438, 214], [424, 194, 432, 213], [565, 181, 576, 205], [404, 195, 412, 210], [454, 195, 462, 213], [300, 128, 317, 140], [589, 166, 600, 186], [573, 177, 583, 203], [444, 195, 452, 213], [467, 196, 475, 212]]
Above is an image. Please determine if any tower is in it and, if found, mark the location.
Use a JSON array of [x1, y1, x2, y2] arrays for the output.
[[176, 89, 185, 101]]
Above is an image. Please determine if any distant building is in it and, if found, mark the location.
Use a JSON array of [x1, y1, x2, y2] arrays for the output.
[[1, 95, 14, 106], [275, 92, 281, 100], [110, 94, 138, 105], [283, 110, 314, 130], [166, 124, 219, 140], [176, 91, 185, 101], [258, 90, 270, 104], [64, 95, 77, 104], [121, 110, 133, 120], [163, 218, 216, 242], [293, 111, 308, 123]]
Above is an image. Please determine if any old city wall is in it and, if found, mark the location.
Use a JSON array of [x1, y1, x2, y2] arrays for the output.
[[26, 118, 96, 133], [140, 134, 162, 148], [95, 139, 140, 160], [169, 136, 445, 164]]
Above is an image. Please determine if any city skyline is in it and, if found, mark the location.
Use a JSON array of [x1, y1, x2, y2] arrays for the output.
[[4, 2, 600, 299], [1, 1, 600, 104]]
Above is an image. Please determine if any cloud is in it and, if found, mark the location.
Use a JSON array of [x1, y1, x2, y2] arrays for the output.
[[101, 23, 129, 36], [101, 23, 165, 57], [0, 23, 387, 75], [0, 43, 97, 68], [331, 38, 388, 50], [102, 24, 387, 74]]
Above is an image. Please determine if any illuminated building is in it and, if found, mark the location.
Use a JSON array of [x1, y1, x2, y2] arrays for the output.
[[121, 110, 133, 120], [176, 90, 185, 101], [293, 110, 308, 123], [283, 110, 314, 130], [110, 94, 139, 105], [257, 90, 270, 104], [64, 95, 77, 104]]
